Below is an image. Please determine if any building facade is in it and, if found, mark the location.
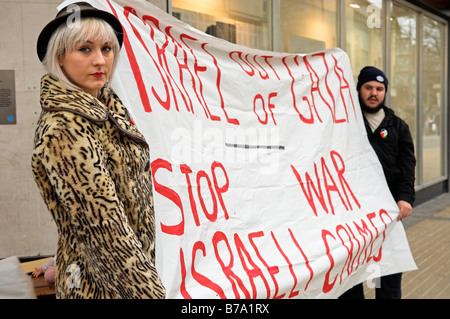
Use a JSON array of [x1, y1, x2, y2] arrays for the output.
[[0, 0, 448, 257], [169, 0, 450, 205]]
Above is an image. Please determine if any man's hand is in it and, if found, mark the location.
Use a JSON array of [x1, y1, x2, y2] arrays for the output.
[[397, 200, 412, 221]]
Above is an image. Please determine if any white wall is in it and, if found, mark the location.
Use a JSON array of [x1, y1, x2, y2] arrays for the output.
[[0, 0, 167, 258]]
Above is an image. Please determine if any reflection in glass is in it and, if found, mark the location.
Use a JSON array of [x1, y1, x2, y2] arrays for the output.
[[172, 0, 271, 50], [390, 4, 418, 147], [422, 16, 445, 183]]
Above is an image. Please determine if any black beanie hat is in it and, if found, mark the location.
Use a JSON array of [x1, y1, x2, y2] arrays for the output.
[[356, 66, 388, 91]]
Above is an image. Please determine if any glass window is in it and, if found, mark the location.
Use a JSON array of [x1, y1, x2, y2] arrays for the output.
[[171, 0, 272, 51], [170, 0, 448, 189], [422, 15, 446, 183], [279, 0, 338, 54], [390, 3, 418, 150], [345, 0, 384, 78]]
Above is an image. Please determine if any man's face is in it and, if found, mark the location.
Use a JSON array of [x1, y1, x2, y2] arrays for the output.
[[359, 80, 386, 109]]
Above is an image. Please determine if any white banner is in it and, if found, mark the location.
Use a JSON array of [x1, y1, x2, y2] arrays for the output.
[[61, 0, 416, 298]]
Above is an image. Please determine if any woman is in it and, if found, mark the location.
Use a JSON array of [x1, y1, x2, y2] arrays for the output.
[[32, 2, 165, 298]]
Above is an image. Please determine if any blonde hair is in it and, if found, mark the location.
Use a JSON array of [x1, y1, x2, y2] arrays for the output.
[[43, 17, 120, 93]]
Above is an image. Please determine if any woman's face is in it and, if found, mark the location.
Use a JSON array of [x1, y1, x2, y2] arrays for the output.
[[59, 38, 114, 96]]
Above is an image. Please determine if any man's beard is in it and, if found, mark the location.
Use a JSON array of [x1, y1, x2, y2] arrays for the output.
[[359, 95, 384, 114]]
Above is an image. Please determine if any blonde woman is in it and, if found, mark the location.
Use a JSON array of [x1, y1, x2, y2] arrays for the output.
[[32, 2, 165, 298]]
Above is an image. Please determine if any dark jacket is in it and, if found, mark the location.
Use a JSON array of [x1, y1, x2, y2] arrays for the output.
[[363, 106, 416, 205]]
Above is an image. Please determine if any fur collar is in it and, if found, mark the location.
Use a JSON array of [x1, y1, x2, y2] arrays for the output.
[[40, 74, 147, 145]]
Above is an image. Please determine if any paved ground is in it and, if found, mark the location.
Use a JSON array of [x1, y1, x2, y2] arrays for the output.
[[364, 193, 450, 299]]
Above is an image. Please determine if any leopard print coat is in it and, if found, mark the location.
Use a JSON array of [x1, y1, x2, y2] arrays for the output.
[[31, 74, 165, 299]]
